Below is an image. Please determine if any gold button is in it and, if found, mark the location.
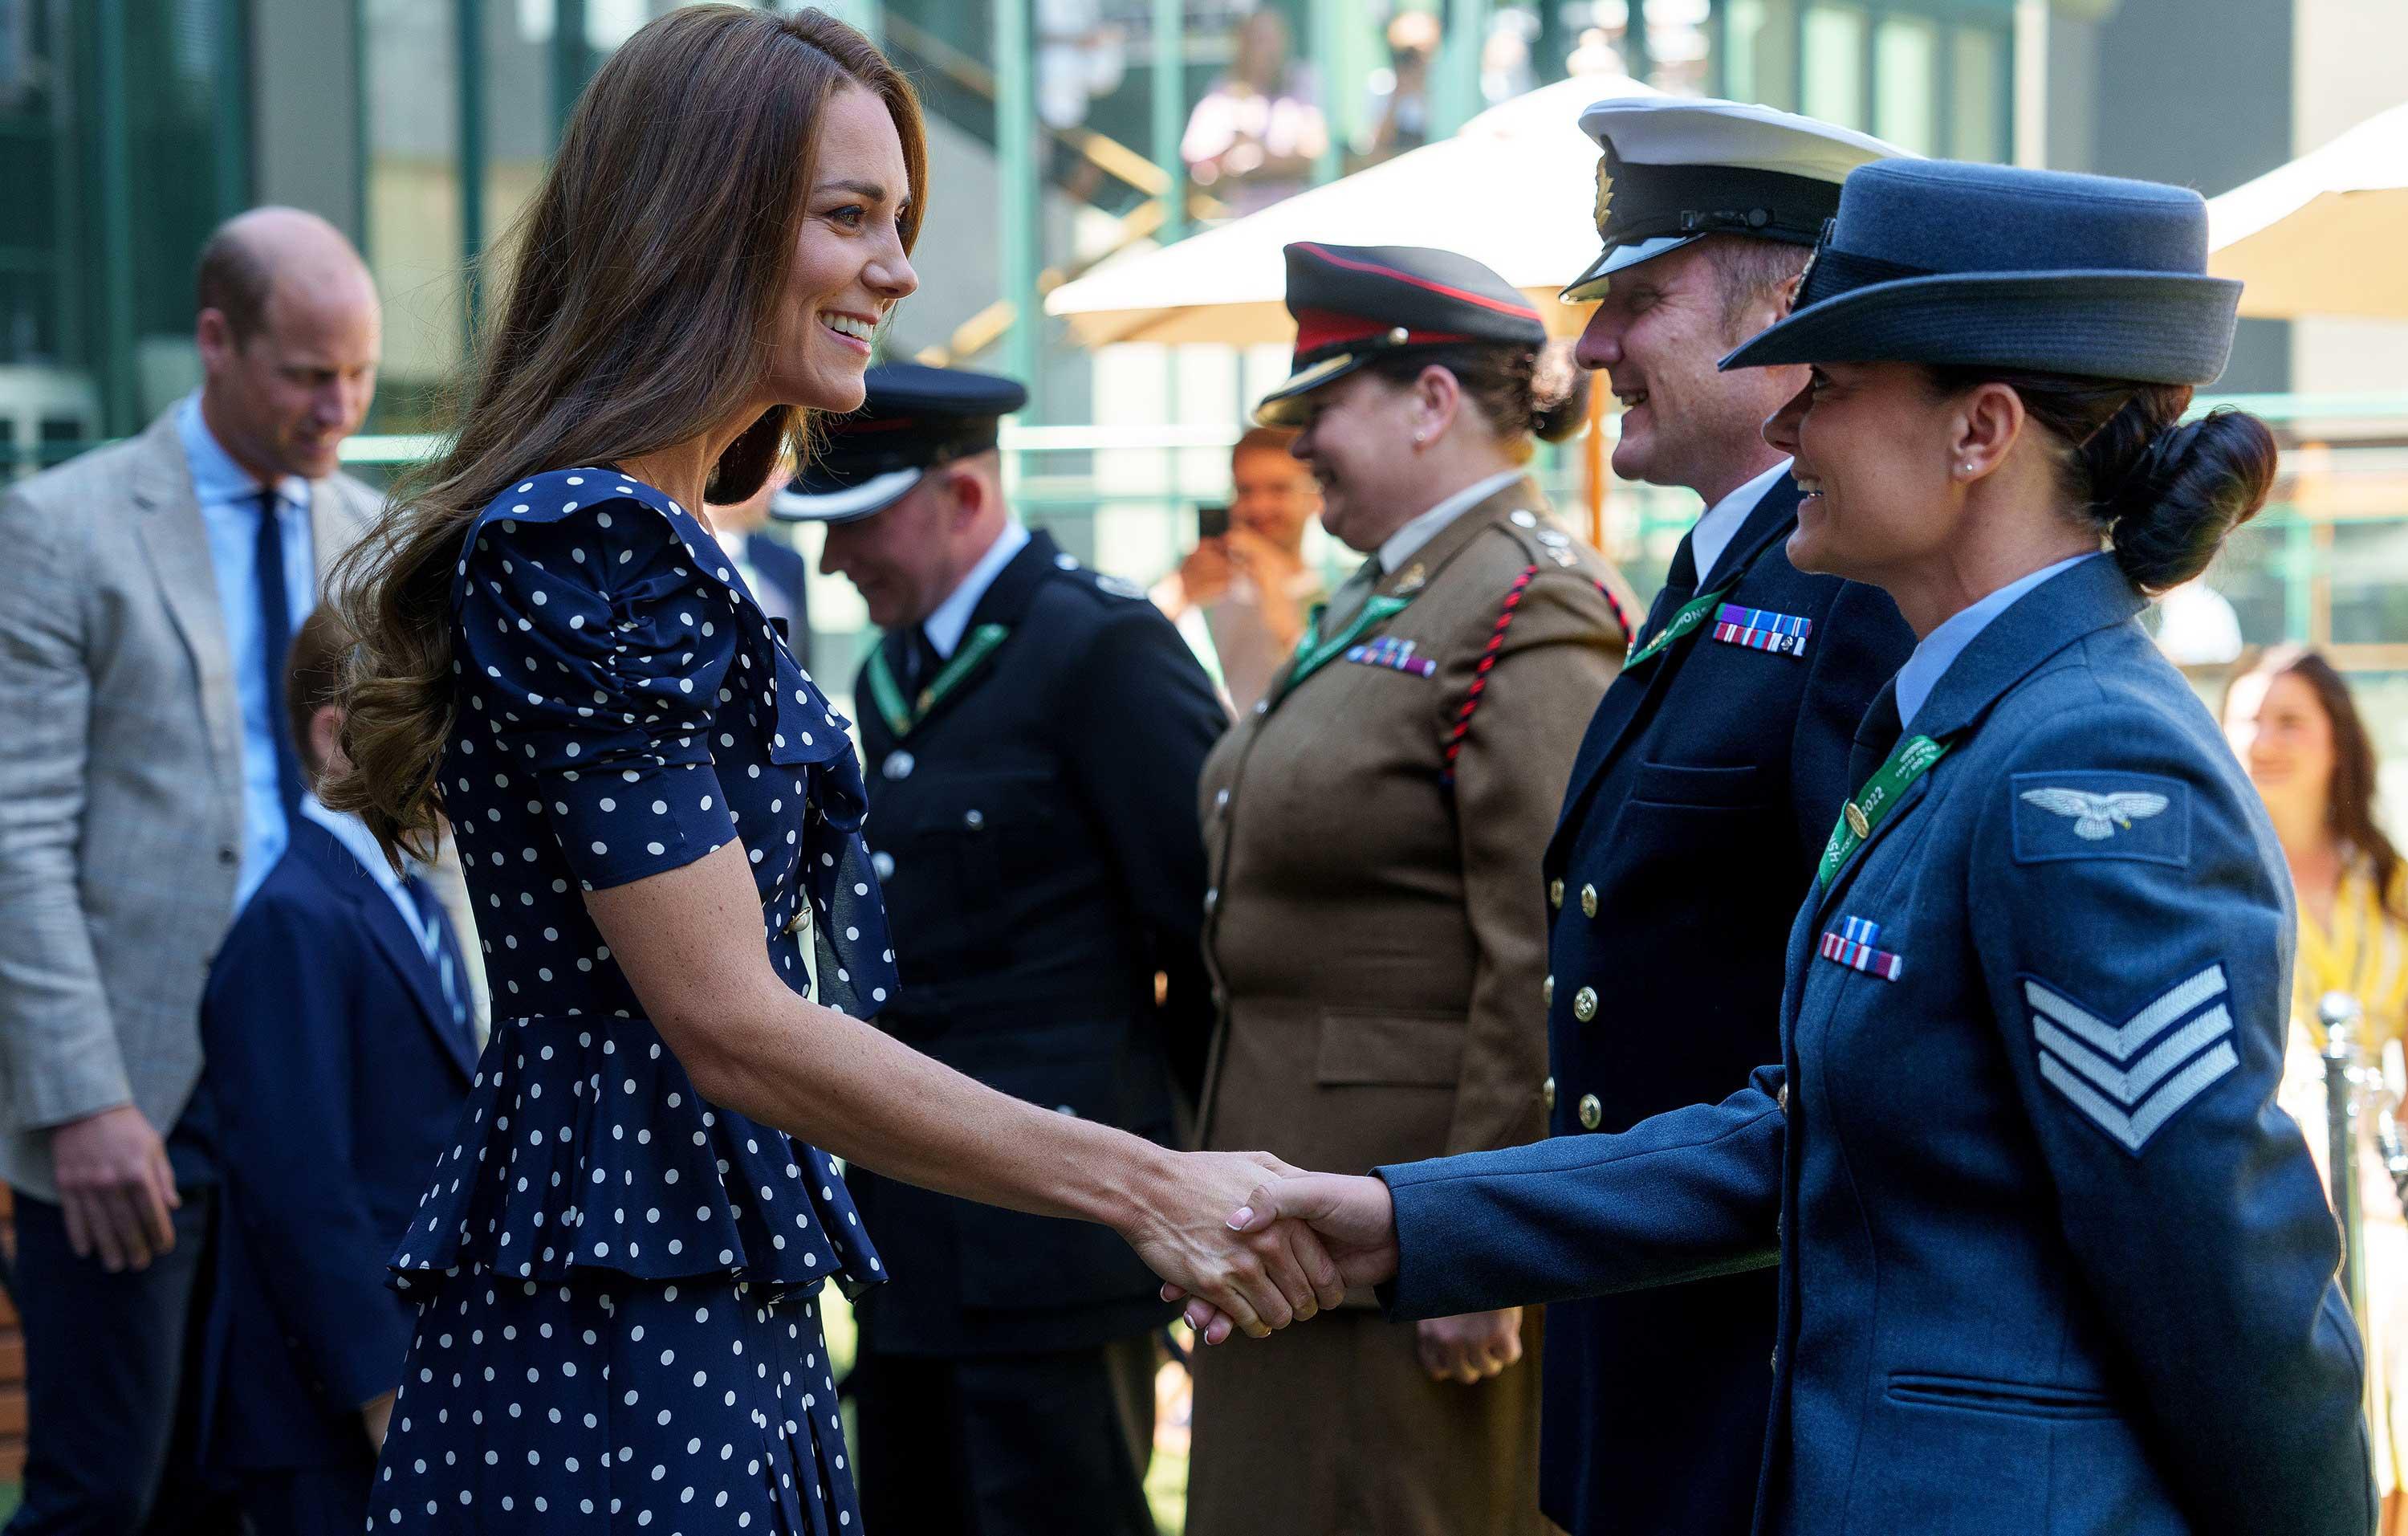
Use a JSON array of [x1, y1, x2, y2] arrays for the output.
[[1573, 985, 1598, 1022], [1845, 801, 1871, 839], [1580, 883, 1598, 919], [1776, 1082, 1789, 1114], [1548, 878, 1564, 910], [1543, 974, 1555, 1006], [1578, 1094, 1602, 1130], [1542, 1076, 1556, 1110]]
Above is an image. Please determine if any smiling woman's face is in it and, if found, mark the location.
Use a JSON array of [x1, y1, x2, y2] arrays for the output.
[[1763, 360, 1961, 587], [765, 84, 918, 414]]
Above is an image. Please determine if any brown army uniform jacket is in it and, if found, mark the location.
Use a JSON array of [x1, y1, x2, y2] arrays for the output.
[[1183, 476, 1635, 1536]]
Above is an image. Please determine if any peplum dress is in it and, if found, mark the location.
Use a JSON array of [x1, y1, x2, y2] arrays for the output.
[[369, 468, 898, 1532]]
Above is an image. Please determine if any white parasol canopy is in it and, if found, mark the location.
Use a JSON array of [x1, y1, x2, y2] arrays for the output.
[[1042, 72, 1662, 348], [2208, 100, 2408, 320]]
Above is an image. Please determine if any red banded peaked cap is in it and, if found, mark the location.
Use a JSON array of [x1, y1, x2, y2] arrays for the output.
[[1258, 243, 1546, 425]]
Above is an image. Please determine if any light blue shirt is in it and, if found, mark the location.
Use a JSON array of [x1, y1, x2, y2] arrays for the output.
[[923, 518, 1031, 659], [1895, 552, 2101, 732], [177, 395, 316, 910]]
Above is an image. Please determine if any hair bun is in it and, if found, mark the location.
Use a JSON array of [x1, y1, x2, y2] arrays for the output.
[[1529, 340, 1592, 444], [2101, 406, 2277, 593]]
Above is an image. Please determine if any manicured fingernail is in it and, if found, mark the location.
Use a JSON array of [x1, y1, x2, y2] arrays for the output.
[[1226, 1207, 1253, 1229]]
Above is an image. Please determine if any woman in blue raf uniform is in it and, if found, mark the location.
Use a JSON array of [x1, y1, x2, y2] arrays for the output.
[[329, 12, 1341, 1531], [1209, 160, 2376, 1534]]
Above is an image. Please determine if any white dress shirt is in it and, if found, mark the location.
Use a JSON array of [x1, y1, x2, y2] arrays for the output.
[[1691, 458, 1794, 589], [923, 519, 1031, 659], [1893, 552, 2102, 731]]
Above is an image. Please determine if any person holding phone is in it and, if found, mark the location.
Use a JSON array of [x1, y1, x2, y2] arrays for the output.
[[1153, 426, 1325, 715]]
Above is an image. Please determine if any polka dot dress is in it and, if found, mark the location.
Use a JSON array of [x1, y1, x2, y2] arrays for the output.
[[373, 470, 899, 1531]]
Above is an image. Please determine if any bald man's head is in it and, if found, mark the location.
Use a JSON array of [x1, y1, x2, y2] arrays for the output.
[[194, 207, 380, 482]]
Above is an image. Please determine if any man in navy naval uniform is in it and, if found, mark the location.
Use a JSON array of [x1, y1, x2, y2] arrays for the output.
[[791, 364, 1226, 1535], [1525, 99, 1915, 1534], [195, 606, 478, 1534]]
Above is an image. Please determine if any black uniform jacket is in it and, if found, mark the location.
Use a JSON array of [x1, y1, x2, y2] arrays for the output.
[[1536, 475, 1914, 1534], [851, 527, 1227, 1356]]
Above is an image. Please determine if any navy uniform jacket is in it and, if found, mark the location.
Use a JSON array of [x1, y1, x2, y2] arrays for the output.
[[1537, 474, 1910, 1534], [197, 817, 478, 1470], [851, 527, 1226, 1355], [746, 532, 812, 671], [1379, 556, 2373, 1535]]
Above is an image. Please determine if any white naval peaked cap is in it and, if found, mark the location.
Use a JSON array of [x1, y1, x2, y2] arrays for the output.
[[1564, 96, 1918, 299]]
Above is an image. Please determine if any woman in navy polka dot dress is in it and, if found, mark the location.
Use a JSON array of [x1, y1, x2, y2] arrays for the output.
[[327, 10, 1344, 1532]]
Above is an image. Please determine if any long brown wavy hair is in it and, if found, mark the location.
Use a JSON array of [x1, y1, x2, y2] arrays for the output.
[[2234, 646, 2406, 924], [327, 6, 924, 863]]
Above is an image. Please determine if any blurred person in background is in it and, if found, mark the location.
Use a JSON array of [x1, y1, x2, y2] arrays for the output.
[[1153, 425, 1324, 715], [196, 606, 476, 1536], [1181, 8, 1328, 216], [0, 206, 383, 1536], [1359, 10, 1438, 167], [1184, 241, 1633, 1536], [798, 364, 1227, 1535], [2227, 645, 2408, 1530], [705, 450, 813, 669]]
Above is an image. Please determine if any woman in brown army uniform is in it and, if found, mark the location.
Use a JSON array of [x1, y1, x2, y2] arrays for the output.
[[1185, 241, 1638, 1536]]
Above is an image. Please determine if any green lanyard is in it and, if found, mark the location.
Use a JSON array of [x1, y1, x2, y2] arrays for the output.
[[1272, 593, 1415, 703], [1816, 733, 1951, 888], [1623, 583, 1736, 671], [864, 622, 1011, 738]]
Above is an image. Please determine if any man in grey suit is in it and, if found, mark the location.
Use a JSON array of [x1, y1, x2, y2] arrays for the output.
[[0, 207, 384, 1534]]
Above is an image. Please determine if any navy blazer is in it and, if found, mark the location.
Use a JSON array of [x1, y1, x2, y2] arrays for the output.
[[1379, 556, 2373, 1535], [198, 817, 477, 1471], [1537, 475, 1911, 1534]]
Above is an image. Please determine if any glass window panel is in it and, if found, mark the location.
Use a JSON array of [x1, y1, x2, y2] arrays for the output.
[[2332, 519, 2408, 646], [364, 0, 463, 431], [1801, 6, 1865, 130], [1949, 23, 2005, 162], [2206, 519, 2297, 650], [1873, 14, 1935, 156], [1721, 0, 1795, 112]]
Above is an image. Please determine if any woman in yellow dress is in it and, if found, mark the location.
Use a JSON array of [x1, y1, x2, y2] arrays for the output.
[[2227, 643, 2408, 1528]]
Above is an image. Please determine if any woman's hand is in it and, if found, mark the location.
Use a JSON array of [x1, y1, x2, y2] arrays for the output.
[[1415, 1308, 1524, 1383], [1124, 1150, 1348, 1344], [1163, 1170, 1403, 1342]]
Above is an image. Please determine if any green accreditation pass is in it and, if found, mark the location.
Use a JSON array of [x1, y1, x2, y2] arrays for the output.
[[1817, 734, 1951, 888], [1623, 584, 1735, 671], [865, 621, 1011, 738]]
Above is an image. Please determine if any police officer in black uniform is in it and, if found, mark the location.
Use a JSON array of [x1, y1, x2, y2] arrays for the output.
[[787, 364, 1226, 1536]]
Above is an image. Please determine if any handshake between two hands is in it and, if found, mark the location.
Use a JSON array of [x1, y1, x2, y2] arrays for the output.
[[1129, 1153, 1525, 1385]]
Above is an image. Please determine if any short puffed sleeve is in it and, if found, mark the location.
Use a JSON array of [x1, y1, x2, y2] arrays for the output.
[[454, 498, 740, 890]]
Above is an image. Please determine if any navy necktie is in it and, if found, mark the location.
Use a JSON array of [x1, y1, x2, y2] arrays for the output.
[[1848, 679, 1906, 799], [406, 878, 470, 1031], [255, 490, 304, 817], [905, 625, 941, 694], [1637, 532, 1701, 646]]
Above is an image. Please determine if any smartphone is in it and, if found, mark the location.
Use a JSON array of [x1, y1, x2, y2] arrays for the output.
[[1198, 503, 1231, 540]]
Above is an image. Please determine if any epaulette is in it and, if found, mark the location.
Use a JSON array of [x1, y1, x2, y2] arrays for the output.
[[1046, 549, 1149, 602]]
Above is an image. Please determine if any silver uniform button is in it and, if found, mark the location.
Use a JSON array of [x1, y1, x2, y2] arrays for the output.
[[883, 750, 915, 780], [1214, 787, 1230, 812], [1509, 509, 1538, 528], [871, 850, 896, 880], [1054, 552, 1080, 570], [1254, 699, 1269, 715], [1204, 887, 1218, 914], [963, 809, 986, 831]]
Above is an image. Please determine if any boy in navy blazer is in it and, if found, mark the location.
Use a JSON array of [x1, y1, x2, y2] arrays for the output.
[[198, 607, 479, 1536]]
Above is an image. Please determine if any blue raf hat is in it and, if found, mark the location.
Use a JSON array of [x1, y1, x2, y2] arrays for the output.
[[775, 363, 1029, 524], [1562, 97, 1912, 302], [1719, 160, 2243, 385]]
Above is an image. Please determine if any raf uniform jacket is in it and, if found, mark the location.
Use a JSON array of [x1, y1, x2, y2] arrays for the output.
[[196, 816, 477, 1470], [851, 527, 1226, 1357], [1535, 475, 1912, 1534], [0, 407, 384, 1199], [1199, 477, 1633, 1200], [1378, 555, 2374, 1536]]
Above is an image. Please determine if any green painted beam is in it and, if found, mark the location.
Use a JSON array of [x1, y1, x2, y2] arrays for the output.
[[995, 0, 1039, 408], [1153, 0, 1186, 242], [96, 0, 137, 434]]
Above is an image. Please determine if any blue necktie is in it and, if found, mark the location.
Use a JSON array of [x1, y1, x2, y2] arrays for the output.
[[405, 878, 470, 1031], [254, 490, 304, 817]]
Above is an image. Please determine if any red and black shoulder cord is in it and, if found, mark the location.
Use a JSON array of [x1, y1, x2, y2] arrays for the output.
[[1438, 568, 1632, 788]]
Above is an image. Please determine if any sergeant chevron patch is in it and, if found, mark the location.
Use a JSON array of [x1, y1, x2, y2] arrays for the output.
[[2027, 964, 2236, 1155]]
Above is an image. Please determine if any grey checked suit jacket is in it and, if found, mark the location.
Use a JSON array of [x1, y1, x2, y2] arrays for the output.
[[0, 405, 385, 1199]]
